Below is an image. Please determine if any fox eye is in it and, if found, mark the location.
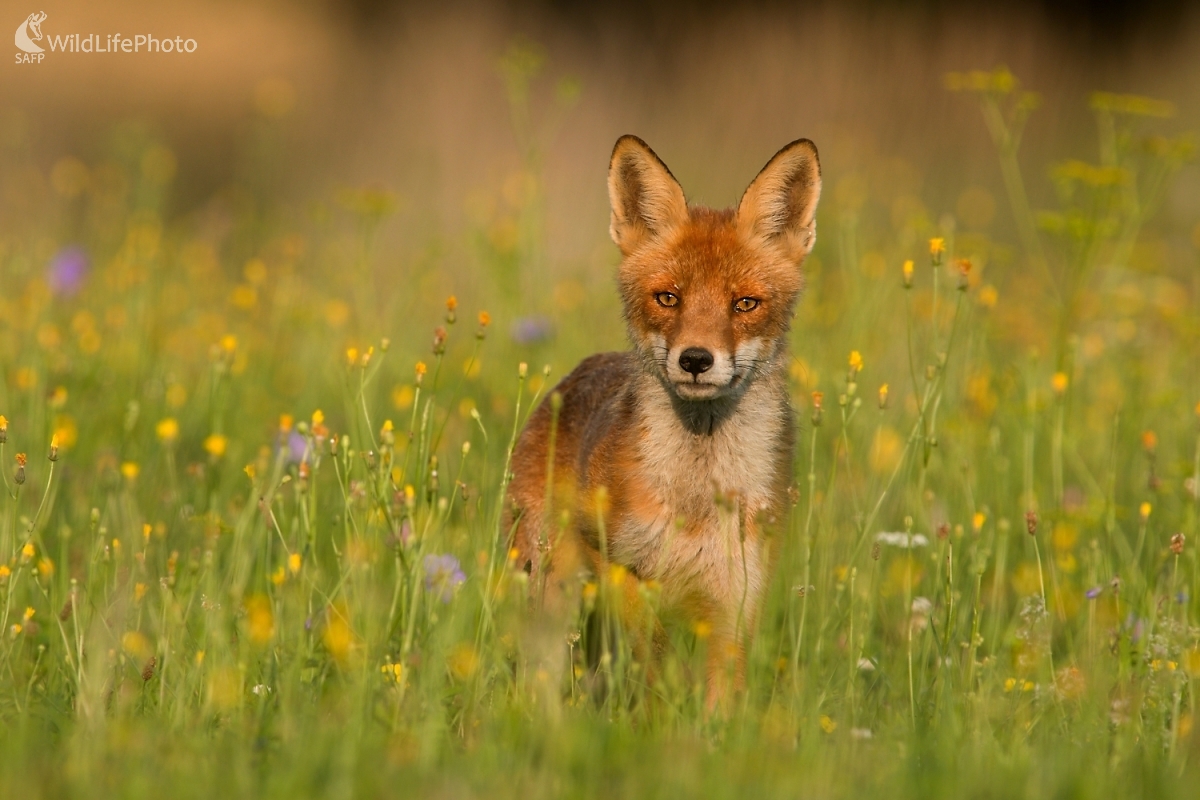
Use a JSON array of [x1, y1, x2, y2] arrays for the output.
[[655, 292, 679, 307], [733, 297, 760, 312]]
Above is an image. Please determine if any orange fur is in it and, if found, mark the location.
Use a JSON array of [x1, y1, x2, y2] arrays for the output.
[[505, 135, 821, 711]]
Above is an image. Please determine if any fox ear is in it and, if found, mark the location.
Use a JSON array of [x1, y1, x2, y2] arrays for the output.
[[737, 139, 821, 262], [608, 135, 689, 256]]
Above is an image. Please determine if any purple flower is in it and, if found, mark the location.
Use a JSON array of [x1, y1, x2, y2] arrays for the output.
[[1085, 586, 1102, 600], [47, 246, 89, 296], [510, 316, 553, 345], [285, 431, 309, 464], [423, 553, 465, 603]]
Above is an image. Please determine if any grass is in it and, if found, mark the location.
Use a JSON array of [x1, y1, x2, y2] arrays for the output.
[[1, 63, 1199, 798]]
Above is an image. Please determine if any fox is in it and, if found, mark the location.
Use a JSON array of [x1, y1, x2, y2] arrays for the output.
[[505, 134, 821, 710]]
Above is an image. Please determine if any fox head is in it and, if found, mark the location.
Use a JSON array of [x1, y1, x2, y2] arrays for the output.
[[608, 135, 821, 404]]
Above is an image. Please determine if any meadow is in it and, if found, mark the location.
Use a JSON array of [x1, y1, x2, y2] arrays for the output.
[[1, 51, 1200, 798]]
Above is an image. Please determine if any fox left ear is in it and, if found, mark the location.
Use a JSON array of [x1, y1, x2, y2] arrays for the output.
[[736, 139, 822, 262]]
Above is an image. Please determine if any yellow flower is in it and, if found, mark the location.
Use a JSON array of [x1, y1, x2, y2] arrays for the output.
[[279, 414, 294, 432], [23, 607, 35, 621], [245, 594, 275, 644], [692, 620, 713, 640], [120, 462, 140, 481], [972, 512, 986, 533], [244, 464, 256, 480], [1051, 372, 1069, 395], [37, 557, 53, 577], [203, 434, 228, 458], [446, 295, 458, 312], [478, 311, 491, 328], [0, 565, 10, 580], [312, 409, 325, 427], [819, 715, 837, 733], [878, 383, 889, 409], [134, 583, 147, 602], [902, 259, 914, 287], [270, 566, 286, 586], [21, 543, 35, 560], [323, 607, 353, 663], [346, 347, 359, 365], [156, 417, 180, 443], [0, 415, 7, 433], [1141, 430, 1157, 452], [288, 553, 302, 575], [219, 334, 238, 354], [848, 351, 863, 372], [929, 237, 946, 256], [978, 284, 999, 308], [1140, 502, 1152, 520], [1004, 677, 1017, 692], [608, 563, 628, 588]]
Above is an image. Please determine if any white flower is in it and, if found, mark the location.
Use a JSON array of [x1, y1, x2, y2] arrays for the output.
[[911, 596, 933, 615], [850, 728, 874, 740], [875, 532, 929, 548], [857, 657, 876, 671], [252, 684, 271, 696]]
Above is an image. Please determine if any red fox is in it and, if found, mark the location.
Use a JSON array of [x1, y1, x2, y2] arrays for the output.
[[506, 135, 821, 709]]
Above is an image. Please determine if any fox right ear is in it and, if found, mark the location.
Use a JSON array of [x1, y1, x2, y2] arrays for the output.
[[608, 135, 689, 256]]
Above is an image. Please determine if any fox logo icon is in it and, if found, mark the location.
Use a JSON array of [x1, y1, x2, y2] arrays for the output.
[[15, 11, 47, 53]]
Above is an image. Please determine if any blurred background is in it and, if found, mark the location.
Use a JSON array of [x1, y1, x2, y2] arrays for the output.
[[1, 0, 1197, 466]]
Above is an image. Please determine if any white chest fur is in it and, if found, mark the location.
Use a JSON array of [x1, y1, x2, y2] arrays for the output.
[[613, 373, 788, 615]]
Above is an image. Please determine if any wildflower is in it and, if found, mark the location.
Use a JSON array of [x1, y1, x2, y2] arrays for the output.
[[47, 246, 89, 296], [1024, 510, 1037, 536], [155, 418, 180, 443], [478, 311, 491, 328], [875, 531, 929, 548], [415, 361, 427, 385], [23, 607, 35, 622], [878, 383, 889, 409], [848, 350, 863, 375], [1139, 502, 1152, 521], [819, 715, 837, 733], [134, 583, 147, 602], [37, 558, 54, 578], [21, 542, 34, 560], [446, 295, 458, 312], [955, 258, 972, 290], [323, 606, 353, 662], [423, 554, 466, 603], [1085, 586, 1102, 599], [0, 415, 7, 444], [810, 391, 824, 427], [0, 566, 9, 581], [203, 434, 228, 458], [120, 462, 139, 481], [279, 414, 294, 432], [1051, 372, 1069, 395], [14, 453, 26, 485], [691, 620, 713, 639], [432, 327, 447, 354], [245, 594, 275, 644], [219, 334, 237, 354], [974, 511, 987, 533], [1141, 430, 1157, 452], [345, 347, 359, 365], [911, 596, 933, 615], [937, 522, 950, 540], [288, 553, 302, 575], [270, 566, 286, 586], [929, 237, 946, 264], [511, 316, 553, 345], [902, 259, 914, 288], [1170, 533, 1185, 556], [978, 284, 999, 308]]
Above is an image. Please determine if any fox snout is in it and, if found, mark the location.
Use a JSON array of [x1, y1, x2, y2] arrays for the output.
[[677, 347, 713, 375]]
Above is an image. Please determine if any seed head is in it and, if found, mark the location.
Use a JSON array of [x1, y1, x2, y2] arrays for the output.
[[1170, 532, 1185, 556], [432, 327, 447, 354], [1024, 510, 1038, 536]]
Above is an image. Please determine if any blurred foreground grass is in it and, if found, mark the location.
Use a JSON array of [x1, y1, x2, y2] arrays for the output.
[[1, 65, 1200, 798]]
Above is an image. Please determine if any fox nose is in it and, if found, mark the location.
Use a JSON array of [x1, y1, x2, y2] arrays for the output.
[[678, 347, 714, 376]]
